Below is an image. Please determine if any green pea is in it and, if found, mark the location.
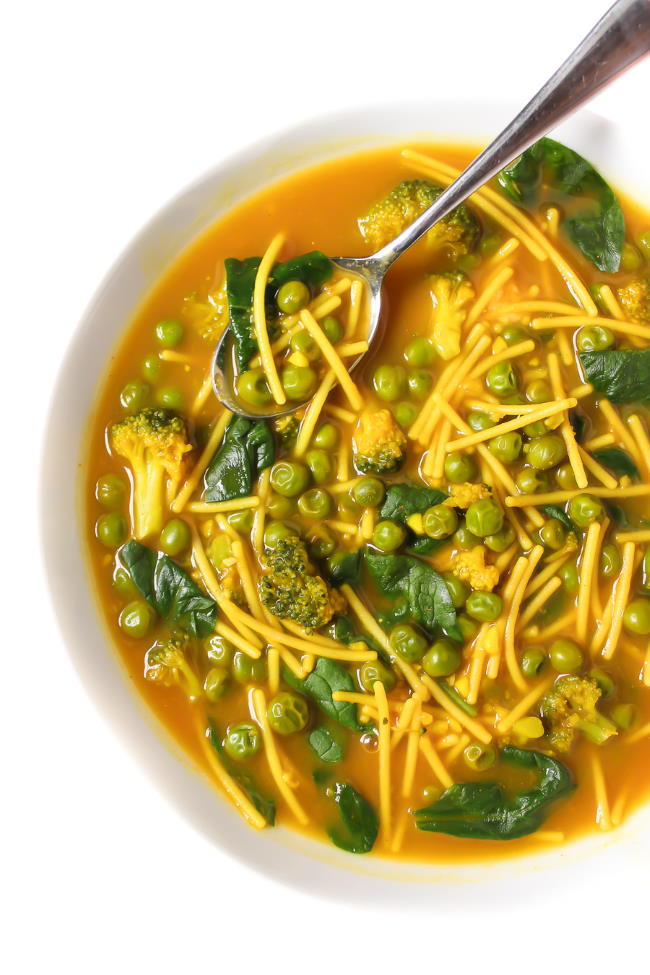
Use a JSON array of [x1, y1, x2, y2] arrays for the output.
[[485, 361, 518, 397], [390, 623, 428, 662], [465, 499, 504, 538], [589, 668, 616, 698], [489, 431, 522, 463], [465, 591, 503, 622], [422, 639, 461, 678], [404, 336, 435, 366], [524, 434, 566, 471], [290, 329, 320, 361], [444, 451, 476, 483], [480, 233, 501, 256], [515, 467, 548, 494], [113, 565, 136, 597], [155, 386, 184, 410], [407, 368, 433, 400], [372, 520, 406, 552], [467, 411, 496, 432], [270, 461, 310, 497], [372, 365, 407, 402], [453, 525, 481, 550], [600, 543, 622, 578], [160, 518, 191, 555], [304, 448, 333, 486], [96, 473, 126, 509], [204, 634, 234, 667], [267, 691, 309, 734], [422, 503, 459, 539], [236, 368, 272, 406], [204, 666, 230, 702], [352, 477, 385, 508], [119, 599, 155, 638], [394, 402, 419, 428], [141, 354, 162, 381], [224, 722, 262, 761], [154, 318, 184, 347], [538, 518, 566, 551], [266, 493, 295, 519], [232, 651, 267, 685], [263, 520, 299, 550], [549, 638, 584, 674], [576, 325, 615, 352], [457, 613, 479, 641], [120, 380, 149, 411], [228, 509, 254, 534], [525, 379, 552, 403], [96, 512, 126, 549], [500, 325, 529, 346], [321, 315, 343, 344], [298, 488, 332, 520], [313, 423, 339, 450], [277, 280, 310, 314], [457, 253, 481, 272], [623, 598, 650, 635], [463, 743, 496, 771], [555, 463, 577, 490], [442, 573, 469, 609], [620, 243, 642, 272], [637, 229, 650, 258], [307, 526, 336, 559], [359, 660, 397, 693], [523, 420, 548, 439], [610, 703, 636, 731], [558, 560, 579, 594], [568, 493, 604, 528], [281, 364, 317, 401], [484, 523, 516, 553], [521, 646, 547, 678]]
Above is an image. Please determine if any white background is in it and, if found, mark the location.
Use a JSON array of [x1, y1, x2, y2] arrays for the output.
[[4, 1, 650, 971]]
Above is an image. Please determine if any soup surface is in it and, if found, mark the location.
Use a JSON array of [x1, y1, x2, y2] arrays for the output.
[[86, 141, 650, 862]]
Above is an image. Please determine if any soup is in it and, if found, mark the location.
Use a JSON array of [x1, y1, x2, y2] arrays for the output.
[[85, 140, 650, 861]]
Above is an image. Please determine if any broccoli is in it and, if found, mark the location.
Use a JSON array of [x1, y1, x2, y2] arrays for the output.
[[144, 637, 202, 700], [617, 275, 650, 324], [353, 409, 407, 475], [358, 179, 480, 256], [258, 536, 344, 630], [540, 675, 617, 753], [429, 271, 476, 360], [110, 408, 193, 540], [274, 414, 300, 449]]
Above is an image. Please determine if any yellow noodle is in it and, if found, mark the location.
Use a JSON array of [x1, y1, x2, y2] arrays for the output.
[[496, 676, 555, 734], [299, 308, 362, 410], [419, 736, 454, 788], [591, 753, 611, 830], [253, 234, 286, 404], [577, 447, 618, 490], [505, 484, 650, 507], [196, 716, 267, 829], [251, 688, 308, 825], [576, 522, 601, 643], [466, 266, 514, 327], [602, 542, 636, 660], [214, 620, 261, 659], [294, 370, 336, 457], [599, 399, 646, 471], [518, 576, 562, 630], [627, 414, 650, 481], [530, 315, 650, 340], [445, 397, 576, 452], [467, 339, 536, 380], [190, 370, 214, 417], [421, 675, 492, 744], [547, 352, 587, 489], [374, 681, 392, 843], [324, 403, 356, 424], [171, 410, 232, 512], [187, 497, 260, 514], [488, 300, 583, 317], [505, 546, 544, 691]]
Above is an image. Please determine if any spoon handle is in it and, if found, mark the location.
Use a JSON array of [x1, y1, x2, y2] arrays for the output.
[[374, 0, 650, 269]]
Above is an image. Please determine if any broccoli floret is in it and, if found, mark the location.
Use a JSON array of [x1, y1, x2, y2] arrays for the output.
[[274, 414, 300, 449], [617, 275, 650, 324], [359, 180, 480, 255], [110, 408, 193, 540], [540, 675, 617, 753], [429, 271, 476, 360], [144, 636, 202, 700], [353, 409, 407, 475], [258, 536, 343, 630]]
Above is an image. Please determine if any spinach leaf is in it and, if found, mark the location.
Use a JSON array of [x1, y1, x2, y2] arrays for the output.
[[327, 781, 379, 854], [580, 349, 650, 403], [208, 720, 275, 825], [270, 251, 333, 290], [285, 657, 365, 732], [497, 137, 625, 272], [438, 681, 477, 716], [604, 501, 633, 530], [592, 446, 639, 479], [224, 257, 261, 371], [308, 726, 345, 764], [365, 551, 460, 640], [324, 550, 361, 586], [379, 484, 449, 556], [326, 614, 389, 664], [569, 410, 587, 444], [204, 416, 274, 503], [414, 745, 574, 840], [121, 540, 217, 638], [539, 504, 576, 533]]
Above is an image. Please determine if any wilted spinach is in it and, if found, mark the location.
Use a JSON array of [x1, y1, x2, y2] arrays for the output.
[[308, 726, 345, 764], [379, 483, 448, 555], [592, 446, 639, 479], [208, 720, 275, 824], [283, 657, 364, 732], [365, 551, 460, 640], [204, 416, 274, 503], [327, 781, 379, 854], [580, 348, 650, 403]]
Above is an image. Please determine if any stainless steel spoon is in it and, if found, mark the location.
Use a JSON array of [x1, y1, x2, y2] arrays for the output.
[[213, 0, 650, 419]]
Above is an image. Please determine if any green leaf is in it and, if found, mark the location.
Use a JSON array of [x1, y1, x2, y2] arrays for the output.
[[270, 251, 333, 290], [498, 138, 624, 272], [580, 349, 650, 403], [121, 540, 217, 638], [207, 720, 275, 824], [287, 657, 365, 732], [326, 614, 390, 665], [414, 745, 574, 840], [224, 257, 261, 371], [204, 416, 275, 503], [438, 681, 477, 716], [539, 504, 577, 533], [308, 726, 345, 763], [327, 781, 379, 854], [591, 446, 639, 479], [365, 551, 460, 640], [379, 483, 447, 523], [325, 550, 361, 586]]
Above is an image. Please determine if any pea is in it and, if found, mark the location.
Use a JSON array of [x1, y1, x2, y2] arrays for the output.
[[204, 666, 229, 702], [422, 639, 461, 678], [395, 402, 419, 428], [390, 623, 428, 662], [465, 591, 503, 622], [372, 365, 407, 402], [485, 361, 518, 397], [467, 411, 495, 432], [372, 520, 406, 552], [263, 520, 299, 550], [538, 518, 566, 551], [576, 325, 615, 352], [119, 599, 155, 638], [521, 646, 547, 677], [611, 703, 636, 731], [589, 668, 616, 698], [620, 242, 642, 272], [290, 329, 320, 361], [307, 526, 336, 559], [407, 368, 433, 400], [96, 512, 126, 549], [457, 613, 479, 641], [321, 315, 343, 344], [489, 431, 522, 463], [600, 543, 622, 578], [515, 467, 549, 494], [154, 318, 183, 347], [160, 518, 191, 555], [141, 354, 162, 381], [558, 560, 579, 594], [359, 660, 397, 693], [568, 493, 604, 528], [501, 325, 529, 346], [442, 573, 469, 609], [549, 638, 584, 674], [313, 423, 339, 450], [555, 463, 577, 490], [422, 503, 459, 539], [266, 493, 295, 519], [224, 722, 262, 761], [267, 691, 309, 734], [525, 379, 552, 403], [228, 509, 254, 534], [236, 368, 272, 406], [453, 525, 481, 550], [304, 449, 333, 486], [524, 434, 566, 470], [270, 461, 310, 497], [484, 523, 516, 553], [523, 420, 548, 439], [480, 233, 501, 256], [156, 386, 184, 410], [404, 336, 435, 366], [96, 473, 126, 509], [204, 634, 234, 667], [352, 477, 385, 508], [444, 451, 476, 483], [232, 651, 267, 685], [120, 380, 149, 411], [457, 253, 481, 272], [463, 743, 496, 771], [277, 280, 310, 314], [465, 498, 504, 538], [281, 364, 317, 401], [298, 488, 332, 520], [113, 565, 136, 597], [637, 229, 650, 258], [623, 598, 650, 635]]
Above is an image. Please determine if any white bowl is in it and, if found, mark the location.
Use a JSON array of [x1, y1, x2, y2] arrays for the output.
[[41, 99, 650, 905]]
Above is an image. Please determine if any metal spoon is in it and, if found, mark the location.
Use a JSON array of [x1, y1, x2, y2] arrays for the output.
[[213, 0, 650, 419]]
